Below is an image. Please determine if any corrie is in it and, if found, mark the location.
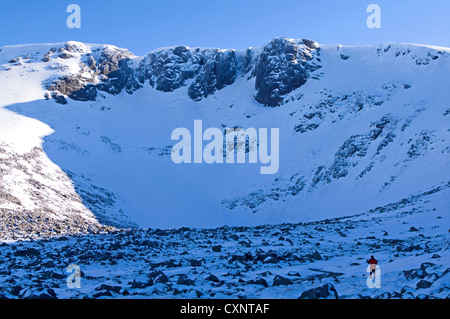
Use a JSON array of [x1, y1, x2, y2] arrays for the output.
[[171, 120, 279, 174]]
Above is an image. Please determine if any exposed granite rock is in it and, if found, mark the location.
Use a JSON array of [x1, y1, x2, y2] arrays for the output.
[[252, 38, 320, 106], [47, 38, 321, 107], [298, 283, 339, 299], [188, 49, 237, 100], [49, 74, 96, 102]]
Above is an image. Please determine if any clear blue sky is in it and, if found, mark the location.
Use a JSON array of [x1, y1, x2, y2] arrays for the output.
[[1, 0, 449, 55]]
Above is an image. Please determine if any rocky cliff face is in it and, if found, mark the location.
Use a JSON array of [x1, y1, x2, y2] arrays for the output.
[[252, 37, 320, 106], [47, 42, 138, 103], [45, 38, 320, 106]]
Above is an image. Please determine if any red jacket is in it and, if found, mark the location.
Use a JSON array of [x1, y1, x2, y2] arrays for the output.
[[368, 258, 378, 265]]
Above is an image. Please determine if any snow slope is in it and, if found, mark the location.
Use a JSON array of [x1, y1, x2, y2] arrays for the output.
[[0, 181, 448, 299], [0, 39, 449, 230]]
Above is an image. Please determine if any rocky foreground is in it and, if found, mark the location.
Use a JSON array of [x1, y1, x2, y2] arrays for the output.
[[0, 143, 126, 241], [0, 191, 448, 299]]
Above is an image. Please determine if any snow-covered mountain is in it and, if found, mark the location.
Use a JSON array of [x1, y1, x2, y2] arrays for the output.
[[0, 37, 449, 234]]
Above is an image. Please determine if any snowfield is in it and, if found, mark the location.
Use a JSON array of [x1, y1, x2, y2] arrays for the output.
[[0, 38, 448, 299], [0, 182, 448, 299]]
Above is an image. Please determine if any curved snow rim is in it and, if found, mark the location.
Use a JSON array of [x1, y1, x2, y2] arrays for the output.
[[2, 39, 448, 63]]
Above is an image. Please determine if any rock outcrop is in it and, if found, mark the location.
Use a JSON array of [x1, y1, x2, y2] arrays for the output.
[[46, 38, 320, 106]]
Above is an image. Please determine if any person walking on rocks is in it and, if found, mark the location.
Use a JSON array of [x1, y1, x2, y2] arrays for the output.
[[367, 255, 378, 278]]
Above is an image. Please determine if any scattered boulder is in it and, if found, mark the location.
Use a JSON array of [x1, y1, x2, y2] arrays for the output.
[[287, 271, 300, 277], [205, 274, 220, 283], [190, 259, 202, 267], [273, 275, 293, 286], [403, 268, 428, 280], [94, 284, 121, 294], [177, 274, 195, 286], [420, 262, 435, 272], [211, 245, 222, 252], [131, 274, 153, 289], [229, 253, 253, 263], [311, 251, 322, 260], [298, 283, 339, 299], [247, 277, 268, 288], [153, 272, 170, 284], [416, 280, 432, 289]]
